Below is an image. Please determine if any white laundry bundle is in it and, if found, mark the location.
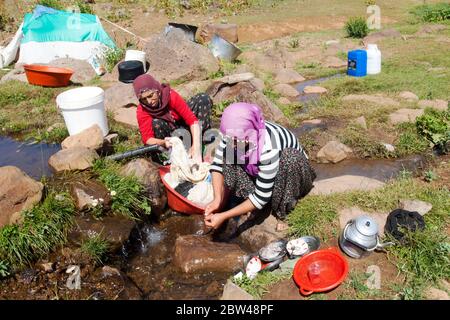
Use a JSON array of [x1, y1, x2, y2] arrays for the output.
[[163, 137, 214, 206]]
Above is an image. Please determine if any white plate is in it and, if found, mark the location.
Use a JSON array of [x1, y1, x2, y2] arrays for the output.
[[245, 256, 262, 279]]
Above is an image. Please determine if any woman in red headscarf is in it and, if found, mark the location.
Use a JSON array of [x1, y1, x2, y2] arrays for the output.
[[133, 74, 212, 163]]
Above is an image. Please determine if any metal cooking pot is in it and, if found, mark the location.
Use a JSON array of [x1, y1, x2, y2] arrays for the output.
[[339, 215, 393, 259], [208, 34, 242, 62], [118, 60, 145, 83]]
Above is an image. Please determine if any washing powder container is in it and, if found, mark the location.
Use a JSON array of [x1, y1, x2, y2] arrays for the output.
[[347, 50, 367, 77]]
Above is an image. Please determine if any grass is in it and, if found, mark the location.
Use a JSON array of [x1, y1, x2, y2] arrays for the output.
[[92, 159, 152, 219], [345, 16, 369, 38], [232, 271, 291, 299], [155, 0, 264, 17], [0, 192, 75, 271], [340, 124, 391, 159], [38, 0, 65, 10], [81, 233, 109, 265], [416, 108, 450, 153], [411, 3, 450, 23], [337, 270, 386, 300], [395, 123, 429, 157], [103, 48, 125, 73]]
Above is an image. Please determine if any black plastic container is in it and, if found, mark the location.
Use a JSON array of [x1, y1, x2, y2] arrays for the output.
[[118, 60, 145, 83]]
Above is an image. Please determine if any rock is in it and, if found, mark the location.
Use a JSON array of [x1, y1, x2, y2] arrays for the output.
[[173, 235, 246, 273], [249, 78, 265, 91], [338, 207, 388, 236], [70, 180, 112, 211], [104, 133, 119, 145], [316, 141, 352, 164], [424, 287, 449, 300], [418, 99, 448, 112], [311, 176, 385, 195], [240, 49, 286, 74], [354, 116, 367, 129], [325, 40, 340, 46], [322, 56, 347, 68], [273, 83, 299, 98], [278, 97, 291, 105], [274, 69, 305, 84], [50, 58, 96, 84], [144, 29, 219, 83], [399, 91, 419, 102], [206, 81, 289, 126], [382, 143, 396, 153], [399, 199, 433, 216], [68, 215, 136, 252], [39, 262, 55, 273], [389, 108, 424, 125], [218, 72, 254, 84], [303, 119, 322, 125], [276, 221, 289, 232], [174, 80, 211, 98], [221, 280, 254, 300], [61, 125, 104, 150], [121, 159, 167, 216], [48, 147, 99, 172], [0, 166, 44, 228], [0, 67, 28, 84], [342, 94, 400, 107], [104, 82, 138, 112], [102, 266, 121, 277], [114, 107, 138, 128], [363, 28, 402, 45], [235, 213, 287, 252], [198, 23, 239, 43], [304, 86, 328, 94]]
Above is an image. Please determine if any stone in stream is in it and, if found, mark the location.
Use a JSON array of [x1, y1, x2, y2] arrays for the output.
[[274, 69, 305, 84], [399, 91, 419, 102], [389, 108, 424, 125], [0, 166, 44, 228], [173, 235, 246, 273], [61, 124, 104, 150], [316, 141, 353, 164], [310, 175, 385, 196], [68, 215, 136, 252], [399, 199, 433, 216], [221, 280, 254, 300], [120, 159, 167, 218], [338, 207, 388, 236], [70, 180, 112, 211], [418, 99, 448, 112], [48, 147, 99, 172], [303, 86, 328, 94], [144, 28, 219, 83], [273, 83, 299, 98]]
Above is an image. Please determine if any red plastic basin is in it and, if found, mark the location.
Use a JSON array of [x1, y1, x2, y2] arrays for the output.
[[293, 247, 349, 296], [24, 64, 74, 87]]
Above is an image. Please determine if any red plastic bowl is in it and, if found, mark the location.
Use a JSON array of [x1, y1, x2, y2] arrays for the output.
[[293, 247, 349, 296], [159, 166, 229, 215], [24, 64, 74, 87]]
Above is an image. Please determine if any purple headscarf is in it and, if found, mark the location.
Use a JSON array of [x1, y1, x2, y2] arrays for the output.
[[220, 103, 266, 176]]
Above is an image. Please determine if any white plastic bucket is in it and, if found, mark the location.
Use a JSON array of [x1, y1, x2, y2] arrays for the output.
[[125, 50, 147, 72], [56, 87, 109, 137]]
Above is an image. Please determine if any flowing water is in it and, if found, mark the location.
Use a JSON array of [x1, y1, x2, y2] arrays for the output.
[[295, 73, 344, 106]]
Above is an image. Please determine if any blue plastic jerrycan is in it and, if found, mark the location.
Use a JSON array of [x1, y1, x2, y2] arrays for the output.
[[347, 50, 367, 77]]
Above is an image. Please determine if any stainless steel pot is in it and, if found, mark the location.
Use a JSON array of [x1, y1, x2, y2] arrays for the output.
[[208, 34, 242, 62], [339, 215, 393, 259], [165, 23, 198, 42]]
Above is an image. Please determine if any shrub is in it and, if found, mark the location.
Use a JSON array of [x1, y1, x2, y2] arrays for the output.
[[103, 47, 124, 73], [416, 108, 450, 152], [411, 3, 450, 22], [76, 0, 94, 14], [38, 0, 65, 10], [345, 17, 369, 38]]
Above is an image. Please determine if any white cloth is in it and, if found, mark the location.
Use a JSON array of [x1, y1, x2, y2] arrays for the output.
[[187, 181, 214, 206]]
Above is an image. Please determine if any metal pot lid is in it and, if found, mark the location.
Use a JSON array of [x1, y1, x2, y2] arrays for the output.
[[355, 215, 379, 237], [258, 240, 287, 262]]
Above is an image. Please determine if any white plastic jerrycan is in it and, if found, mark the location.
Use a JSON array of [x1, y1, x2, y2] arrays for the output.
[[366, 44, 381, 75]]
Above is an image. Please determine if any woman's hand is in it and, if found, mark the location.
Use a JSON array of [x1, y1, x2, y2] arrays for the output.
[[204, 212, 227, 230], [204, 198, 221, 216], [164, 138, 172, 149], [189, 146, 202, 164]]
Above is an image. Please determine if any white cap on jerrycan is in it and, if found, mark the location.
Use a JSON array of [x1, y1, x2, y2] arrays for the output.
[[366, 44, 381, 75]]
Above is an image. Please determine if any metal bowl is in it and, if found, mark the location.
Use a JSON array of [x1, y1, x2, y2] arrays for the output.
[[208, 34, 242, 62], [287, 236, 320, 259], [165, 23, 198, 42], [258, 239, 288, 262]]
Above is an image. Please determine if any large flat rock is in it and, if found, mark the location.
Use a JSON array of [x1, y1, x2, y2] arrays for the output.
[[310, 175, 385, 195]]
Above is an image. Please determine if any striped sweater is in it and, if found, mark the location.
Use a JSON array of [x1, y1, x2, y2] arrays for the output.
[[210, 121, 307, 210]]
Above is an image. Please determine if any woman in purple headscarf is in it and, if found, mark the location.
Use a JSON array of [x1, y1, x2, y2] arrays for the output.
[[204, 103, 316, 230]]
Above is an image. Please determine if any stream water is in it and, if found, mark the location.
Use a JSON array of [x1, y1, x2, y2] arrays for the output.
[[0, 136, 60, 179], [295, 73, 344, 106]]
